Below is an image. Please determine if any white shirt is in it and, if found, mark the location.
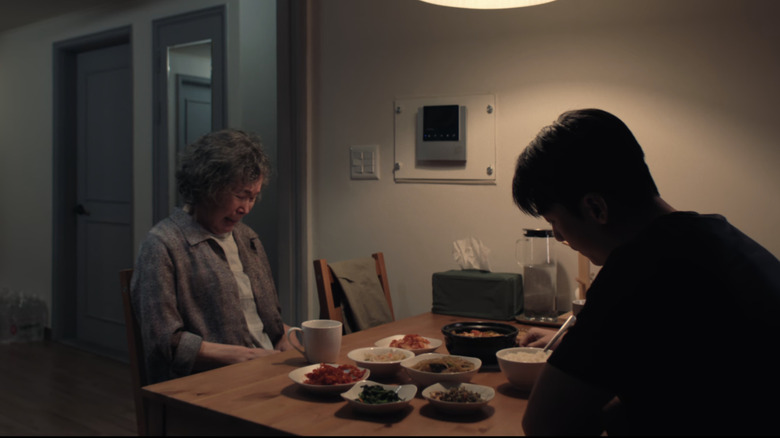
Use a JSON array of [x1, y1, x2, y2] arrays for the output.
[[211, 231, 275, 350]]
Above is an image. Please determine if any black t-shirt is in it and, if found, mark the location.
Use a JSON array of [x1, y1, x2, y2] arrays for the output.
[[549, 212, 780, 435]]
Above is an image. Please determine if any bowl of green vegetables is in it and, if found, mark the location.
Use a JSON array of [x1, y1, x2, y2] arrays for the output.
[[340, 380, 417, 414]]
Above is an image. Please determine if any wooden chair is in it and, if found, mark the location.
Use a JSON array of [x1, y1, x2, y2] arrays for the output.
[[313, 252, 395, 327], [119, 269, 150, 436]]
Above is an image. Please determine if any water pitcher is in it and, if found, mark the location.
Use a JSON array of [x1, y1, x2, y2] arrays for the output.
[[516, 229, 558, 322]]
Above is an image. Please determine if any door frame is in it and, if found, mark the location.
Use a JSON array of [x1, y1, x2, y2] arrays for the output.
[[52, 26, 132, 343], [152, 5, 226, 224], [277, 0, 310, 324]]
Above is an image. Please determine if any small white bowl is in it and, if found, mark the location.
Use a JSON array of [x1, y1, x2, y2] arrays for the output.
[[572, 299, 586, 316], [374, 334, 442, 355], [340, 380, 417, 414], [347, 347, 415, 376], [288, 363, 370, 394], [421, 382, 495, 414], [495, 347, 551, 390], [400, 352, 481, 387]]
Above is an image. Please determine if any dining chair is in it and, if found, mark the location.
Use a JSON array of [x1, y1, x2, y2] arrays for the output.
[[119, 268, 150, 436], [313, 252, 395, 330]]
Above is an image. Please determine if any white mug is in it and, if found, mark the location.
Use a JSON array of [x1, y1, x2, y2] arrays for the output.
[[286, 319, 343, 363]]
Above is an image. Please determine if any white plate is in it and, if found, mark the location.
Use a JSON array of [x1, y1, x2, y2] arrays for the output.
[[400, 352, 481, 387], [340, 380, 417, 414], [347, 347, 415, 376], [421, 382, 495, 414], [288, 363, 370, 394], [374, 334, 442, 354]]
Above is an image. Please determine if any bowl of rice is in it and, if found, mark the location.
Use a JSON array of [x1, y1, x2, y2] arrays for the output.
[[495, 347, 552, 390], [572, 299, 586, 316], [347, 347, 415, 376]]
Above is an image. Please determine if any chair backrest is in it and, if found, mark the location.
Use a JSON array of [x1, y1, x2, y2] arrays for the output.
[[119, 268, 149, 436], [313, 252, 395, 327]]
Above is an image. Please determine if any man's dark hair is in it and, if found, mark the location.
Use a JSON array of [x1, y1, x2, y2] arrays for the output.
[[512, 108, 659, 218]]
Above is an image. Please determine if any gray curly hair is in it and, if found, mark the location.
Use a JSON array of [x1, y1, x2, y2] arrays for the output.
[[176, 129, 272, 207]]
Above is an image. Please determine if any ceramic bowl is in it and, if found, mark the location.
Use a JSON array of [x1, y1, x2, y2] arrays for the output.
[[421, 381, 495, 414], [347, 347, 415, 376], [400, 352, 481, 387], [441, 321, 519, 365], [340, 380, 417, 414], [288, 363, 369, 394], [495, 347, 551, 390]]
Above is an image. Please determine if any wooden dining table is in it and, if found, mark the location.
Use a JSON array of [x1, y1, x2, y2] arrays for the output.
[[141, 312, 555, 436]]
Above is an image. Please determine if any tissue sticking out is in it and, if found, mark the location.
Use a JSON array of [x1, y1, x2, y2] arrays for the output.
[[452, 237, 491, 272]]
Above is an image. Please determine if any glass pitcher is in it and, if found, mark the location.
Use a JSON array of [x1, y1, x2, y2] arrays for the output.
[[516, 229, 558, 322]]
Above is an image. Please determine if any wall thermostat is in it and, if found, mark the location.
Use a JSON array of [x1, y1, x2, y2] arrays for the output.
[[416, 104, 466, 162]]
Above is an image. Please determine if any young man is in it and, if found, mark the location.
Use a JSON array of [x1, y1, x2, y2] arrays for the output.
[[512, 109, 780, 435]]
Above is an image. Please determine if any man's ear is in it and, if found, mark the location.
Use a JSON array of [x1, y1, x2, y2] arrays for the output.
[[581, 193, 609, 224]]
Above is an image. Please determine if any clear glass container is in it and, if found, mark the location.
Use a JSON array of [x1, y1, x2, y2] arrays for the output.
[[516, 229, 558, 322]]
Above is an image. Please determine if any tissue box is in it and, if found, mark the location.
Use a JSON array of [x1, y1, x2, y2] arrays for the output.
[[431, 270, 523, 321]]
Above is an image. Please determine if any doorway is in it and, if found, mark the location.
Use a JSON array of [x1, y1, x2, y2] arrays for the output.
[[52, 26, 133, 361], [174, 72, 212, 207], [152, 5, 225, 224]]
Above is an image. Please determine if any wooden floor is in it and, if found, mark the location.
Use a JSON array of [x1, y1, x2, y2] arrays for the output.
[[0, 340, 137, 436]]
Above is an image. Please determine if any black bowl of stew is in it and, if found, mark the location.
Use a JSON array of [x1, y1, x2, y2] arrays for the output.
[[441, 322, 519, 365]]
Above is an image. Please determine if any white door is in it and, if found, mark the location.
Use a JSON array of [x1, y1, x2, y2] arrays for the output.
[[74, 43, 134, 355]]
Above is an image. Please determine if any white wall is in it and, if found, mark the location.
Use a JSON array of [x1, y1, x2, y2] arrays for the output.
[[308, 0, 780, 320], [1, 0, 778, 328], [0, 0, 278, 323]]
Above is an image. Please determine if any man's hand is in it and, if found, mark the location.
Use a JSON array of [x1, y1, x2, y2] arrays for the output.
[[518, 327, 558, 348]]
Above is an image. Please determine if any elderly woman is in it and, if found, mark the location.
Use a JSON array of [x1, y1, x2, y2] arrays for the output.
[[131, 129, 299, 384]]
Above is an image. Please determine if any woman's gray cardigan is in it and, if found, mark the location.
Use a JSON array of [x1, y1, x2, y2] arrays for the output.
[[130, 208, 284, 384]]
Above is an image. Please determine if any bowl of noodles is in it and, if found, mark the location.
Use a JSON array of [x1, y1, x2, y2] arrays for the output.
[[441, 322, 519, 365], [400, 353, 481, 387]]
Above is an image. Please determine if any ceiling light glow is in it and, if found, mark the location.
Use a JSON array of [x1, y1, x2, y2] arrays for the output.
[[419, 0, 556, 9]]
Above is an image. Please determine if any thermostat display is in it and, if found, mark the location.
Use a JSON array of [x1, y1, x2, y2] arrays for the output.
[[423, 105, 459, 141], [416, 104, 466, 162]]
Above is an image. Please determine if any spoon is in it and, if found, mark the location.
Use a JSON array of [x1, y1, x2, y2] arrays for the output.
[[543, 314, 577, 352]]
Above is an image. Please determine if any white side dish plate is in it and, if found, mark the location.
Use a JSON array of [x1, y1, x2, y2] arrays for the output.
[[288, 363, 369, 394], [374, 334, 442, 354], [340, 380, 417, 414], [421, 382, 495, 414]]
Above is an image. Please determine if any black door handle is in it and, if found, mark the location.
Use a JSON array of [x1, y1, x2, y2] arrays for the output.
[[74, 204, 91, 216]]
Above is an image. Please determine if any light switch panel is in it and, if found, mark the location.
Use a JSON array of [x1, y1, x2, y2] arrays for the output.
[[350, 145, 380, 180]]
